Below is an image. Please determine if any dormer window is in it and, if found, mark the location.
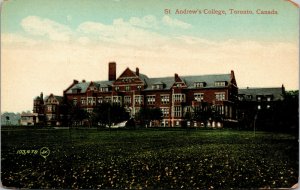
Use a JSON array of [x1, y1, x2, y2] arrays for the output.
[[194, 82, 206, 88], [257, 96, 262, 101], [72, 88, 81, 93], [101, 87, 108, 92], [214, 81, 226, 87], [152, 84, 163, 90], [246, 95, 252, 100], [266, 96, 273, 101]]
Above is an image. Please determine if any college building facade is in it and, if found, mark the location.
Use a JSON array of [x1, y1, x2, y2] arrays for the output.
[[33, 62, 285, 127]]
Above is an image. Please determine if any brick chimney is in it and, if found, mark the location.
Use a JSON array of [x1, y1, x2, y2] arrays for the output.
[[109, 62, 116, 81], [40, 92, 43, 100], [136, 67, 139, 76], [174, 73, 179, 81]]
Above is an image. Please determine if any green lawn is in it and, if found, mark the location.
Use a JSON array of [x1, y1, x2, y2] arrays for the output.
[[1, 128, 298, 189]]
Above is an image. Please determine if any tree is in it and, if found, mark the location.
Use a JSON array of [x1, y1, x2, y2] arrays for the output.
[[68, 103, 90, 127], [193, 102, 212, 127], [92, 103, 130, 129], [136, 107, 163, 127]]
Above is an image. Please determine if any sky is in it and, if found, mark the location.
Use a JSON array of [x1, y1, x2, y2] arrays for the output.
[[1, 0, 299, 113]]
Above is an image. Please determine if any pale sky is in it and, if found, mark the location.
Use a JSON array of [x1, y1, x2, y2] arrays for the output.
[[1, 0, 299, 113]]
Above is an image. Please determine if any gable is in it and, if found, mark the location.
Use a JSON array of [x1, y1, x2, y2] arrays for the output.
[[172, 74, 187, 88], [114, 68, 144, 85]]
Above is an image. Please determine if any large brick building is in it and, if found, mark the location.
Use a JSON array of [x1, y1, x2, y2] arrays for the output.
[[61, 62, 238, 127], [33, 62, 287, 127]]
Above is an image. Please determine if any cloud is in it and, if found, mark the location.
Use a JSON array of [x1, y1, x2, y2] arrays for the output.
[[1, 33, 38, 46], [162, 15, 192, 29], [77, 18, 169, 47], [129, 15, 158, 29], [19, 15, 192, 46], [21, 16, 72, 42]]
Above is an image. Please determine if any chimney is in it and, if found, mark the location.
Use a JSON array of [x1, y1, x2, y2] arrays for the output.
[[109, 62, 116, 81], [136, 67, 139, 76], [82, 79, 86, 83], [40, 92, 43, 100], [175, 73, 179, 79], [73, 80, 79, 84]]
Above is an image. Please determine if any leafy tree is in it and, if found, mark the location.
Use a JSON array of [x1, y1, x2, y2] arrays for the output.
[[68, 103, 90, 127], [136, 107, 163, 127], [92, 103, 129, 129], [193, 102, 212, 127]]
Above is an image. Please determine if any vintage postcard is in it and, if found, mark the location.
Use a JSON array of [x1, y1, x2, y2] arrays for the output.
[[1, 0, 299, 189]]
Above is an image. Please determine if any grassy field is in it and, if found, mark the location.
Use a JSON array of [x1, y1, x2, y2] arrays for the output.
[[1, 128, 298, 189]]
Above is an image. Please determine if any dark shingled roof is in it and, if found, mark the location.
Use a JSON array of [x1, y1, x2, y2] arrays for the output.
[[95, 80, 113, 88], [65, 72, 232, 93], [238, 87, 284, 101], [34, 96, 41, 100], [144, 73, 231, 91], [65, 81, 114, 94], [44, 95, 64, 103]]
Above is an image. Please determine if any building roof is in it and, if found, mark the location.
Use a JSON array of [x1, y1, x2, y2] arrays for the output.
[[34, 96, 41, 100], [21, 113, 38, 117], [144, 73, 231, 90], [65, 82, 91, 94], [65, 80, 114, 94], [95, 80, 113, 88], [44, 95, 64, 102], [65, 72, 232, 93], [238, 87, 284, 101]]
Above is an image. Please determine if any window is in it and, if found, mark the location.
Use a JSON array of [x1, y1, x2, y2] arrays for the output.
[[73, 98, 77, 105], [161, 95, 170, 104], [89, 86, 97, 91], [194, 93, 204, 101], [267, 105, 271, 109], [214, 81, 226, 87], [112, 96, 122, 104], [87, 108, 93, 113], [185, 106, 191, 113], [125, 86, 130, 92], [258, 105, 261, 110], [146, 95, 156, 105], [152, 84, 163, 90], [87, 97, 96, 105], [115, 86, 119, 91], [176, 121, 180, 126], [174, 106, 182, 117], [137, 85, 142, 91], [135, 95, 143, 105], [97, 97, 103, 104], [215, 92, 225, 101], [101, 87, 108, 92], [105, 96, 111, 103], [124, 96, 131, 104], [46, 114, 54, 120], [266, 96, 272, 101], [161, 108, 169, 117], [246, 95, 252, 100], [194, 82, 205, 88], [173, 94, 185, 102], [257, 96, 262, 101], [47, 105, 52, 111], [81, 97, 86, 105]]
